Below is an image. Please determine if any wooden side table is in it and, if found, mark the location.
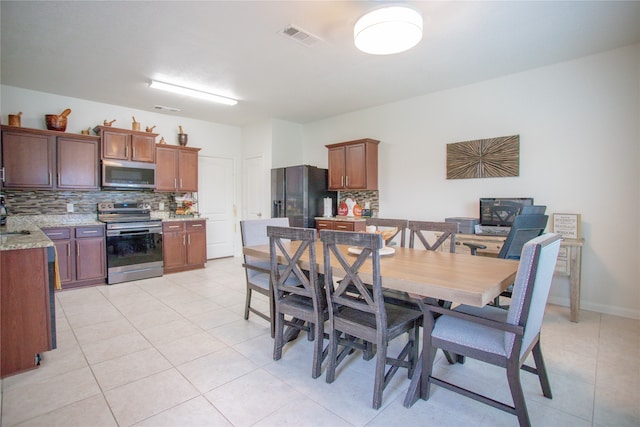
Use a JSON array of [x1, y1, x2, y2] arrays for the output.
[[439, 233, 584, 322]]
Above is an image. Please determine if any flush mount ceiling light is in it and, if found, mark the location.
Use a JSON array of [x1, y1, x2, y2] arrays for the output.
[[149, 80, 237, 106], [354, 5, 423, 55]]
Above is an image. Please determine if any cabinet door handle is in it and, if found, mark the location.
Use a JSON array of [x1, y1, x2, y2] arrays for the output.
[[49, 172, 52, 185], [346, 176, 349, 187], [191, 224, 202, 227], [125, 145, 128, 158], [1, 167, 4, 182], [341, 176, 344, 187], [174, 178, 177, 189], [67, 244, 71, 257], [47, 232, 64, 236], [132, 147, 135, 158], [76, 242, 80, 257], [168, 225, 180, 229], [180, 179, 183, 189], [82, 230, 98, 234], [336, 225, 347, 229], [188, 234, 191, 245], [183, 235, 186, 245]]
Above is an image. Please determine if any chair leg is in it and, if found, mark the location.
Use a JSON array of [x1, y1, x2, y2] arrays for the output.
[[408, 323, 419, 379], [506, 363, 531, 427], [273, 311, 285, 361], [372, 339, 387, 409], [244, 288, 252, 320], [422, 346, 437, 401], [325, 331, 339, 384], [269, 287, 275, 338], [531, 341, 552, 399], [312, 320, 324, 379]]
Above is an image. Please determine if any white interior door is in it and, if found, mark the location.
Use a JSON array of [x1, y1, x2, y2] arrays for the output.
[[245, 155, 266, 219], [198, 155, 235, 259]]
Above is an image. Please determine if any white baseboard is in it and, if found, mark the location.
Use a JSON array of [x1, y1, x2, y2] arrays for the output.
[[547, 296, 640, 320]]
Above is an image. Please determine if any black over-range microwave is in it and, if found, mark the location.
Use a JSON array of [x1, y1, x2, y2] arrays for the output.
[[102, 159, 156, 190]]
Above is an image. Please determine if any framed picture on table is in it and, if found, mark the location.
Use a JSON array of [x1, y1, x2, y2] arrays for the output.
[[551, 213, 581, 239]]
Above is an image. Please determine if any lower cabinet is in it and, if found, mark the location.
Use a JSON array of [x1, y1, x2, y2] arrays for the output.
[[1, 247, 54, 378], [316, 219, 366, 232], [162, 220, 206, 273], [43, 225, 106, 289]]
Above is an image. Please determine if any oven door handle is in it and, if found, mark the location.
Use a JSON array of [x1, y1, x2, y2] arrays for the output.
[[107, 228, 162, 236]]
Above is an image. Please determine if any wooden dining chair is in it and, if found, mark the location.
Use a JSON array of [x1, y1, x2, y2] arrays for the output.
[[408, 220, 458, 252], [365, 218, 409, 247], [407, 233, 561, 427], [320, 229, 422, 409], [267, 225, 328, 379], [240, 217, 290, 337]]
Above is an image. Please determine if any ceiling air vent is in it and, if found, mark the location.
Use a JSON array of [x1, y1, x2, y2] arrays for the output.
[[154, 105, 181, 112], [279, 25, 321, 47]]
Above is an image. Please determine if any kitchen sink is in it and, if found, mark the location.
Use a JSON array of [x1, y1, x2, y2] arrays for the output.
[[0, 230, 31, 236]]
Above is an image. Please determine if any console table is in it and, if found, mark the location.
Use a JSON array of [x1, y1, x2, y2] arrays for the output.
[[440, 233, 584, 322]]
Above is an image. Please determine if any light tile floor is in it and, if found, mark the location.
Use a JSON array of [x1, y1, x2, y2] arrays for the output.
[[1, 257, 638, 426]]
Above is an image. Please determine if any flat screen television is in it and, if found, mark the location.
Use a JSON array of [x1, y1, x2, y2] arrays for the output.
[[479, 198, 534, 227]]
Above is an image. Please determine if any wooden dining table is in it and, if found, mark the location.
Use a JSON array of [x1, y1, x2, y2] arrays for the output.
[[243, 241, 519, 407], [243, 242, 519, 308]]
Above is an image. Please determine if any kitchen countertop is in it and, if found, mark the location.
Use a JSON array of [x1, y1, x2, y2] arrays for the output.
[[0, 213, 207, 251], [0, 218, 53, 251], [315, 216, 367, 222]]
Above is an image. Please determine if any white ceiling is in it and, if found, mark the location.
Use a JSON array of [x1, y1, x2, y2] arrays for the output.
[[2, 1, 639, 127]]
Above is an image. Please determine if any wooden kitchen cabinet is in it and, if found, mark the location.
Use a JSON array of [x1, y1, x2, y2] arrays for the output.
[[162, 220, 206, 273], [1, 126, 100, 190], [1, 127, 55, 189], [1, 247, 53, 378], [99, 126, 157, 163], [57, 137, 100, 189], [155, 145, 200, 192], [326, 138, 379, 190], [316, 218, 366, 232], [43, 225, 106, 289]]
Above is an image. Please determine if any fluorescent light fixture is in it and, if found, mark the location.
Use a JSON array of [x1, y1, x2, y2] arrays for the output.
[[149, 80, 237, 106], [354, 6, 423, 55]]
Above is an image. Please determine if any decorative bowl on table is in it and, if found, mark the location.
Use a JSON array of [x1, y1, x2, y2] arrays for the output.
[[378, 227, 398, 244]]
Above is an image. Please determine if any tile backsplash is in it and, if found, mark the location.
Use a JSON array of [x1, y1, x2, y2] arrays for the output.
[[338, 190, 379, 217], [2, 190, 174, 215]]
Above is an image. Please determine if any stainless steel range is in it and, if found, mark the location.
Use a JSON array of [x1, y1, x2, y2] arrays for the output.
[[98, 202, 163, 284]]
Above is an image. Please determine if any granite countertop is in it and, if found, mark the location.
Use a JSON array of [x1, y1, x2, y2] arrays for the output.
[[0, 218, 53, 251], [315, 216, 367, 222]]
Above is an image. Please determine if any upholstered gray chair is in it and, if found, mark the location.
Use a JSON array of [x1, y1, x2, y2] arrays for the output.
[[240, 217, 290, 336], [405, 233, 561, 427], [320, 229, 421, 409], [267, 225, 328, 379], [365, 218, 409, 247]]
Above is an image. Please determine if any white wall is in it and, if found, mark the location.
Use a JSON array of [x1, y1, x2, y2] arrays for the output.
[[301, 44, 640, 319], [271, 119, 304, 169]]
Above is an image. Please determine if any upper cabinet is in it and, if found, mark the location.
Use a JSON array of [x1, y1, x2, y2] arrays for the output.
[[326, 138, 379, 191], [155, 145, 200, 192], [1, 126, 99, 190], [98, 126, 157, 163]]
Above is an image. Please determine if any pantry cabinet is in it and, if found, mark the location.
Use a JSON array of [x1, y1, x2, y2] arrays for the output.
[[155, 145, 200, 192], [1, 126, 99, 190], [98, 126, 157, 163], [162, 220, 206, 273], [326, 138, 379, 190]]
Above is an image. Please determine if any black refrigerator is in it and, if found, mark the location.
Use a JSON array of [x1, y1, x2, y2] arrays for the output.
[[271, 165, 336, 228]]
